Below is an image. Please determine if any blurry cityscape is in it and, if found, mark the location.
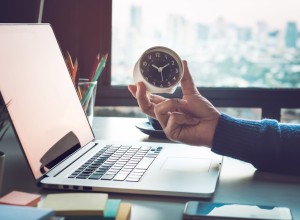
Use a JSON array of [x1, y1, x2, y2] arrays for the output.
[[101, 1, 300, 122], [112, 1, 300, 88]]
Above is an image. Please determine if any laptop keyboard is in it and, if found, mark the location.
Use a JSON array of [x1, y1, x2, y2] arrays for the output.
[[68, 144, 163, 182]]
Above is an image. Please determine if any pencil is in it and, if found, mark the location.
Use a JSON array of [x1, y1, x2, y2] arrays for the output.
[[66, 51, 74, 73], [81, 54, 108, 105], [92, 53, 108, 82], [89, 53, 100, 82], [77, 85, 83, 100], [71, 58, 78, 84]]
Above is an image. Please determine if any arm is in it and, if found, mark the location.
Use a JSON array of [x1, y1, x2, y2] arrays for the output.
[[212, 113, 300, 175]]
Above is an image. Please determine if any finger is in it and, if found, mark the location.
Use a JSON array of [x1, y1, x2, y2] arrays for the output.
[[167, 112, 199, 126], [149, 94, 167, 104], [165, 112, 199, 144], [136, 82, 155, 117], [180, 60, 199, 96], [154, 98, 187, 128], [128, 84, 137, 98]]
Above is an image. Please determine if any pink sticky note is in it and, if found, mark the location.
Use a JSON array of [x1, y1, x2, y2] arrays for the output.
[[0, 191, 41, 206]]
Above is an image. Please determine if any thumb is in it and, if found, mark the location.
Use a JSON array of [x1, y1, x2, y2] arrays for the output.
[[180, 60, 199, 96]]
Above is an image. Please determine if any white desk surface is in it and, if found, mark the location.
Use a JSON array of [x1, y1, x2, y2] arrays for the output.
[[1, 116, 300, 220]]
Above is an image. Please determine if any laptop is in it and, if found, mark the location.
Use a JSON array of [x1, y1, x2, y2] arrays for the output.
[[0, 24, 222, 198]]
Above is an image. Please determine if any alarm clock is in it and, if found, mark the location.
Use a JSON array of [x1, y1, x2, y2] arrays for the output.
[[133, 46, 183, 94]]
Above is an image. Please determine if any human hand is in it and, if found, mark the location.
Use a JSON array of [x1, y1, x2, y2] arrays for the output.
[[128, 81, 167, 120], [128, 60, 220, 147]]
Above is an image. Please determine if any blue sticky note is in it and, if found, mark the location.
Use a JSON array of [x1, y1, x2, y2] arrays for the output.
[[103, 199, 121, 220], [0, 204, 54, 220]]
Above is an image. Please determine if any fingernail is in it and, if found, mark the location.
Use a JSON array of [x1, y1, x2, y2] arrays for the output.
[[138, 81, 143, 86], [149, 96, 153, 102]]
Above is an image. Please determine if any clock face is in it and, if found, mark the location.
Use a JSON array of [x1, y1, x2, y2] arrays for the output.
[[139, 50, 181, 88]]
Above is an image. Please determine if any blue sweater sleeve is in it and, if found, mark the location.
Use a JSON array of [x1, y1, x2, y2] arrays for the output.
[[211, 113, 300, 175]]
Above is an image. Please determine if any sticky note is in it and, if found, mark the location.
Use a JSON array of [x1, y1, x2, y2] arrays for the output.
[[103, 199, 121, 219], [0, 204, 54, 220], [41, 193, 108, 216], [116, 203, 132, 220], [0, 191, 41, 206]]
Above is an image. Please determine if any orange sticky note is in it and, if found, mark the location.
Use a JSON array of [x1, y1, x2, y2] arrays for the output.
[[0, 191, 41, 207]]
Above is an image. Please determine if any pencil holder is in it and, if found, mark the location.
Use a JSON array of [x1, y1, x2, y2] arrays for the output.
[[0, 151, 5, 196], [77, 78, 98, 125]]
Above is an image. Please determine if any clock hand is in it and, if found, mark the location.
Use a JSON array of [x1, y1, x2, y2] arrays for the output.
[[160, 71, 164, 82], [151, 64, 160, 71], [159, 63, 170, 81], [161, 63, 170, 70]]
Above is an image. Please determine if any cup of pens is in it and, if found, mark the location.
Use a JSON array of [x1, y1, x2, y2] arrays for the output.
[[65, 51, 108, 126], [78, 79, 97, 125]]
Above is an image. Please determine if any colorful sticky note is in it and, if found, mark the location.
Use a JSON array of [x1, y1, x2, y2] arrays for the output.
[[0, 204, 54, 220], [41, 193, 108, 216], [0, 191, 41, 207]]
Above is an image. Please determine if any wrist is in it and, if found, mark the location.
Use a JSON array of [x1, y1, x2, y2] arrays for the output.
[[206, 113, 221, 147]]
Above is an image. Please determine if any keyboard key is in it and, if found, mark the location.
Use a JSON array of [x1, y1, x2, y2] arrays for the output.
[[135, 157, 155, 170], [101, 174, 115, 180], [126, 177, 140, 182], [88, 174, 103, 180], [113, 173, 129, 181]]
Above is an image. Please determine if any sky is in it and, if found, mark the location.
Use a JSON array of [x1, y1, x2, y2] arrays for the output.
[[113, 0, 300, 30]]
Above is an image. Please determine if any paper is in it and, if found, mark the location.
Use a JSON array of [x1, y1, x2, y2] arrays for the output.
[[103, 199, 121, 219], [116, 203, 132, 220], [41, 193, 108, 216], [0, 191, 41, 206], [0, 204, 54, 220]]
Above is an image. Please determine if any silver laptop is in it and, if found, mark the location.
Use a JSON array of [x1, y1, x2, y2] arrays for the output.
[[0, 24, 222, 198]]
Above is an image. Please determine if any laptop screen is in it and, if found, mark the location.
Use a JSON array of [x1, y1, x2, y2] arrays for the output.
[[0, 24, 94, 180]]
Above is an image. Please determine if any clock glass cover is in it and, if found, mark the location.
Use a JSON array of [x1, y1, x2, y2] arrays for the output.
[[140, 48, 182, 89]]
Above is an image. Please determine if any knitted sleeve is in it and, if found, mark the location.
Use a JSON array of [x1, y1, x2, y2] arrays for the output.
[[211, 113, 300, 175]]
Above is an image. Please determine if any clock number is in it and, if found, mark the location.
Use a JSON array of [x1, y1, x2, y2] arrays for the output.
[[143, 61, 147, 66], [171, 60, 175, 65], [173, 76, 177, 81], [147, 54, 152, 60], [155, 53, 160, 58], [165, 55, 168, 60], [175, 68, 179, 73], [168, 81, 171, 86]]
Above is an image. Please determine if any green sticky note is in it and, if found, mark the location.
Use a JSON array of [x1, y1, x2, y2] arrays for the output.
[[103, 199, 121, 219]]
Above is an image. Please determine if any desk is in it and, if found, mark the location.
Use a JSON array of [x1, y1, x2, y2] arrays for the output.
[[1, 116, 300, 220]]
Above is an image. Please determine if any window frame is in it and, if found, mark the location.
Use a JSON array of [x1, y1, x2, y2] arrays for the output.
[[41, 0, 300, 121]]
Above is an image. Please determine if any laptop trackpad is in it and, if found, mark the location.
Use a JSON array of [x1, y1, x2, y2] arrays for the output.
[[161, 157, 211, 173]]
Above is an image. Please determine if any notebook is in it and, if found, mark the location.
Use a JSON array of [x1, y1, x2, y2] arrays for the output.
[[0, 23, 222, 198]]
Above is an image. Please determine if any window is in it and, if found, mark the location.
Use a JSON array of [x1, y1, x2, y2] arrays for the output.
[[39, 0, 300, 121], [112, 0, 300, 88], [107, 0, 300, 121]]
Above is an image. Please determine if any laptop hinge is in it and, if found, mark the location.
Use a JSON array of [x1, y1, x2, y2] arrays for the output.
[[39, 131, 81, 174]]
